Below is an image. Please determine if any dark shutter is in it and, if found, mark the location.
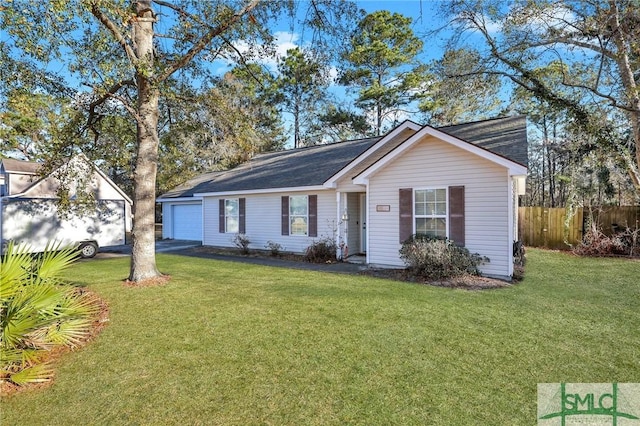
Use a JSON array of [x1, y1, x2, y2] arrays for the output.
[[219, 199, 225, 233], [449, 186, 465, 246], [399, 188, 413, 243], [239, 198, 246, 234], [308, 195, 317, 237], [281, 196, 289, 235]]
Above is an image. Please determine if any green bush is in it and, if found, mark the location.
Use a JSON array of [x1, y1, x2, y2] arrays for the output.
[[1, 242, 101, 386], [304, 238, 337, 263], [399, 235, 489, 280]]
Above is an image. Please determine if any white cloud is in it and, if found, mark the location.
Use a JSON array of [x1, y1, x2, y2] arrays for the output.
[[272, 31, 300, 60], [484, 18, 502, 34]]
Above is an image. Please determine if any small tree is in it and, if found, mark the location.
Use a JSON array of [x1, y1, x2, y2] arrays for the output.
[[340, 10, 427, 135], [275, 47, 330, 148]]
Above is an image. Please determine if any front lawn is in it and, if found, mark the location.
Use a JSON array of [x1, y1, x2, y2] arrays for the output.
[[1, 249, 638, 424]]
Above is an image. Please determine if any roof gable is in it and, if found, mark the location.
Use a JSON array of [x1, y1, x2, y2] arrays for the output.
[[8, 155, 132, 204], [353, 118, 528, 185], [324, 120, 422, 187]]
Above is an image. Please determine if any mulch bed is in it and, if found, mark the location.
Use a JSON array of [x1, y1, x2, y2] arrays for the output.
[[359, 268, 513, 290], [191, 246, 310, 262], [191, 246, 515, 290], [123, 274, 172, 288]]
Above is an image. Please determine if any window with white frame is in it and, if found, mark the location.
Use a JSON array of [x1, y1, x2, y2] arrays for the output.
[[415, 188, 447, 238], [225, 198, 239, 233], [289, 195, 308, 236]]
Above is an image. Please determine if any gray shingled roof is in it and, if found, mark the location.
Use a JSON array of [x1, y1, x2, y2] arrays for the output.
[[160, 116, 527, 198], [1, 158, 41, 174], [190, 137, 381, 195], [159, 171, 225, 198], [439, 115, 528, 167]]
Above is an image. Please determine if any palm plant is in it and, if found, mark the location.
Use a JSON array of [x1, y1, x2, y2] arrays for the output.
[[1, 242, 101, 386]]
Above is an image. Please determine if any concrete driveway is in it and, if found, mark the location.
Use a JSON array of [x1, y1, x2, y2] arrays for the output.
[[96, 240, 202, 258]]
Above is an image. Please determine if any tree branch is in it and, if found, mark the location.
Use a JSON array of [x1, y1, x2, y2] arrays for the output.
[[154, 0, 261, 83], [516, 37, 617, 60], [220, 35, 268, 90], [85, 79, 135, 128], [88, 1, 138, 66]]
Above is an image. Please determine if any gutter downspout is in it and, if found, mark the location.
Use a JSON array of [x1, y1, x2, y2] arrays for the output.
[[507, 174, 515, 277], [335, 191, 341, 259]]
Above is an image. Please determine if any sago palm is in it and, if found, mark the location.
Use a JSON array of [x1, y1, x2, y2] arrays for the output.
[[0, 242, 100, 386]]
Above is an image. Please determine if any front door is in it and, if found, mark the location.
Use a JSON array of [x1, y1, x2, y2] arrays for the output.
[[359, 193, 366, 253]]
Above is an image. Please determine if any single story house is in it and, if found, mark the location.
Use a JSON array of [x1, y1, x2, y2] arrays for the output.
[[158, 116, 528, 278], [0, 155, 132, 257]]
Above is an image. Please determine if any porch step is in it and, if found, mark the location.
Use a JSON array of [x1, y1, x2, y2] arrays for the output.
[[345, 254, 366, 265]]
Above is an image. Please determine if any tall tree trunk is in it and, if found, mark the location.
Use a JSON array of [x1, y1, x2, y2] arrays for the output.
[[609, 0, 640, 191], [541, 116, 547, 207], [376, 74, 383, 136], [129, 1, 161, 281], [294, 102, 300, 149]]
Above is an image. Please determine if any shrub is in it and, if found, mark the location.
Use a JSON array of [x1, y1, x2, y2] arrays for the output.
[[573, 221, 639, 257], [513, 240, 525, 266], [232, 234, 251, 254], [1, 242, 101, 387], [265, 241, 283, 257], [304, 238, 337, 263], [399, 235, 489, 280]]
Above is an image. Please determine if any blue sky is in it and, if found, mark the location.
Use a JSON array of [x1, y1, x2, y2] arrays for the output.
[[254, 0, 473, 137], [265, 0, 452, 68]]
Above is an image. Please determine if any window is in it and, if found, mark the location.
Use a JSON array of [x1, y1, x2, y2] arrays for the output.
[[415, 188, 447, 238], [225, 198, 239, 233], [289, 195, 308, 236]]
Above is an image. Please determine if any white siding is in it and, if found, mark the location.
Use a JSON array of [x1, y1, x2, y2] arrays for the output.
[[203, 190, 337, 253], [367, 135, 512, 278], [8, 173, 37, 195], [1, 199, 127, 252]]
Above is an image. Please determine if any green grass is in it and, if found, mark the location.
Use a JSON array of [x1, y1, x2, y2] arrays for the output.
[[1, 249, 639, 425]]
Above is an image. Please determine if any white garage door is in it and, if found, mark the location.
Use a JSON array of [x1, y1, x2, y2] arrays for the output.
[[172, 204, 202, 241]]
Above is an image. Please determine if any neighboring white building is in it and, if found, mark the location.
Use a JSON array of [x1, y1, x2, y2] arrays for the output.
[[0, 155, 132, 257], [158, 116, 528, 279]]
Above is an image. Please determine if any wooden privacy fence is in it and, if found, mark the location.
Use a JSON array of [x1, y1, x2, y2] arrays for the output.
[[518, 206, 640, 250]]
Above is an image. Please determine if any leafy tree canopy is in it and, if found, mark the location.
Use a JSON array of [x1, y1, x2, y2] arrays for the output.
[[0, 0, 358, 282], [340, 10, 428, 135], [440, 0, 640, 196]]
